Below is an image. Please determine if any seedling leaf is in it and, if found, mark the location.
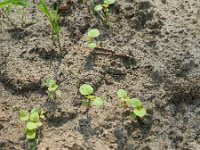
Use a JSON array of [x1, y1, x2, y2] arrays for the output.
[[91, 97, 103, 107], [26, 130, 36, 140], [45, 79, 56, 87], [128, 98, 142, 108], [19, 110, 29, 121], [0, 0, 29, 8], [87, 42, 97, 49], [26, 122, 38, 130], [104, 0, 116, 5], [79, 84, 94, 96], [30, 108, 40, 114], [117, 89, 128, 98], [0, 0, 13, 7], [102, 3, 109, 8], [88, 29, 100, 38], [134, 108, 146, 117], [94, 5, 103, 12], [12, 1, 29, 7], [30, 112, 40, 122]]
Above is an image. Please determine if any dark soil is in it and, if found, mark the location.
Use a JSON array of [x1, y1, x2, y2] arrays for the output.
[[0, 0, 200, 150]]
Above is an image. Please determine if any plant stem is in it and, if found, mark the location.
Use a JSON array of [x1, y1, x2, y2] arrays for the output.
[[56, 33, 62, 52]]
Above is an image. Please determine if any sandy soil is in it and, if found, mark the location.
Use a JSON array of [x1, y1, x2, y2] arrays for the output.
[[0, 0, 200, 149]]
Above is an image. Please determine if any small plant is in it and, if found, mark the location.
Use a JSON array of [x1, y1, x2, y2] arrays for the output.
[[117, 89, 146, 119], [86, 28, 100, 49], [45, 79, 61, 99], [0, 0, 30, 27], [79, 84, 104, 107], [94, 0, 115, 28], [19, 108, 44, 150], [37, 0, 61, 52]]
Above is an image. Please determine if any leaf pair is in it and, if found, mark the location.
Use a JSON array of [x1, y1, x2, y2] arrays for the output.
[[117, 89, 146, 118], [128, 98, 146, 117], [19, 109, 44, 140], [45, 79, 61, 99], [94, 0, 116, 12], [79, 84, 104, 107], [86, 29, 100, 49]]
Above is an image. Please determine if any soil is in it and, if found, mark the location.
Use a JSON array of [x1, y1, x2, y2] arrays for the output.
[[0, 0, 200, 150]]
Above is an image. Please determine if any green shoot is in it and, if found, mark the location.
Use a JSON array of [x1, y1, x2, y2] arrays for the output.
[[37, 0, 62, 52], [117, 89, 146, 119], [0, 0, 30, 27], [45, 79, 61, 99], [94, 0, 115, 28], [79, 84, 104, 107], [86, 29, 100, 49], [19, 108, 44, 150]]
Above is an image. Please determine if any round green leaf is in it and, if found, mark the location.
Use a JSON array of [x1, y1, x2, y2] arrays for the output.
[[104, 0, 116, 5], [30, 108, 40, 114], [128, 98, 142, 108], [79, 84, 94, 96], [87, 42, 97, 49], [30, 112, 40, 122], [94, 5, 103, 12], [91, 97, 104, 107], [45, 79, 56, 87], [117, 89, 128, 98], [134, 108, 146, 117], [19, 110, 29, 121], [88, 29, 100, 38], [26, 122, 38, 130], [26, 130, 36, 140]]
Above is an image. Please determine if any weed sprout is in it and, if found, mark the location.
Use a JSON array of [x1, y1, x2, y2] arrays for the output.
[[45, 79, 61, 99], [0, 0, 30, 27], [117, 89, 146, 119], [37, 0, 62, 52], [79, 84, 104, 107], [19, 108, 44, 150], [86, 28, 100, 49], [94, 0, 116, 28]]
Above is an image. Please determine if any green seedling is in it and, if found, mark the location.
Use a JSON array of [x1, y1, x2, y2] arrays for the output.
[[0, 0, 30, 28], [86, 28, 100, 49], [117, 89, 146, 118], [45, 79, 61, 99], [94, 0, 115, 28], [19, 108, 44, 150], [79, 84, 104, 107], [37, 0, 62, 52]]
